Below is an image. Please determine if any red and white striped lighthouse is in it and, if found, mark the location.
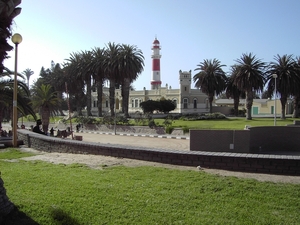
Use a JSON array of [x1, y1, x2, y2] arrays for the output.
[[151, 37, 162, 90]]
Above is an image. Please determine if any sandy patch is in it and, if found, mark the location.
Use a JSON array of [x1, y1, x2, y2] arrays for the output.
[[16, 147, 300, 184]]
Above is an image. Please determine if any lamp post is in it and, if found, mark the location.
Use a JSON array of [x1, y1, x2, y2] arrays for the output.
[[272, 74, 277, 126], [11, 33, 22, 147]]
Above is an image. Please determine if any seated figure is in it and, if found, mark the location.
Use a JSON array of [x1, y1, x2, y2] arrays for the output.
[[33, 119, 46, 135]]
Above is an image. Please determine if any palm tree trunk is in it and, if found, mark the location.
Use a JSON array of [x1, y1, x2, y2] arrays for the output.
[[280, 95, 287, 120], [57, 91, 65, 116], [293, 95, 300, 118], [122, 78, 130, 117], [233, 97, 240, 116], [208, 94, 213, 113], [246, 91, 253, 120], [97, 82, 103, 117], [109, 80, 116, 117], [86, 77, 92, 116], [41, 107, 50, 133]]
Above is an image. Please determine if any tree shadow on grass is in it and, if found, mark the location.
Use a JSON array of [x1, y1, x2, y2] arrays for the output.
[[0, 207, 40, 225], [50, 207, 82, 225]]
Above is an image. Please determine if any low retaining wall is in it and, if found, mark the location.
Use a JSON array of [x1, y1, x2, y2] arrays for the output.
[[190, 126, 300, 154], [17, 129, 300, 176]]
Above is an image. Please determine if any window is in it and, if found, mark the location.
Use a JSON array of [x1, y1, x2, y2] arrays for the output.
[[105, 100, 108, 108], [183, 98, 188, 109], [193, 98, 197, 108], [93, 101, 97, 107], [135, 99, 139, 108]]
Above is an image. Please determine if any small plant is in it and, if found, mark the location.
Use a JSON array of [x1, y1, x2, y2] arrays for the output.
[[148, 120, 156, 128], [182, 126, 189, 134], [165, 126, 174, 134]]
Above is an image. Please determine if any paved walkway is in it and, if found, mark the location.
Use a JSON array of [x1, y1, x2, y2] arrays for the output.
[[74, 131, 190, 151]]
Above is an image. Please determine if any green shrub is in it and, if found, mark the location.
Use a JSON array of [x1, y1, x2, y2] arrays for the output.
[[165, 126, 174, 134], [148, 120, 156, 128], [182, 126, 189, 134]]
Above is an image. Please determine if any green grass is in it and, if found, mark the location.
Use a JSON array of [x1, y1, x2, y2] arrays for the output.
[[0, 150, 299, 224], [0, 148, 36, 160], [155, 117, 300, 130]]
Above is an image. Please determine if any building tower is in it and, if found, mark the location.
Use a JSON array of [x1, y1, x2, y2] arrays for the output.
[[151, 38, 162, 90]]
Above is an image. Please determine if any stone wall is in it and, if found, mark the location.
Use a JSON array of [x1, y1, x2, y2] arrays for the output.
[[17, 129, 300, 176]]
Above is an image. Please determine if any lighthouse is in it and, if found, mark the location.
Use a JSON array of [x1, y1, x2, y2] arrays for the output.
[[151, 37, 162, 90]]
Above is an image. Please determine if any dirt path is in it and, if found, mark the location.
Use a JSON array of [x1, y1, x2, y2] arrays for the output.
[[18, 147, 300, 184]]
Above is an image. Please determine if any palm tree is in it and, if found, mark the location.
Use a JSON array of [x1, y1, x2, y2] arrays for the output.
[[0, 68, 36, 128], [22, 68, 34, 88], [292, 57, 300, 118], [0, 0, 23, 216], [103, 42, 121, 116], [79, 50, 93, 116], [91, 47, 106, 117], [119, 44, 144, 117], [64, 52, 86, 116], [266, 54, 300, 119], [226, 66, 245, 116], [233, 53, 266, 120], [193, 59, 227, 113], [30, 84, 61, 133]]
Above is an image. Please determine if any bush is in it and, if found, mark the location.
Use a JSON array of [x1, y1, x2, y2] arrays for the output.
[[182, 126, 189, 134], [165, 126, 174, 134], [148, 120, 156, 128]]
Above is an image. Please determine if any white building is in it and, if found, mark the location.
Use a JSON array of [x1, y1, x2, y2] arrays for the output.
[[91, 38, 209, 115]]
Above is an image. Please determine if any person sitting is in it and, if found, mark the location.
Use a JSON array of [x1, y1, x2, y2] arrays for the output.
[[33, 119, 46, 135]]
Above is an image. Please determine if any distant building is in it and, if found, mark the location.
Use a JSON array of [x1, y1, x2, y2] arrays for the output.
[[91, 38, 209, 115], [214, 98, 293, 116]]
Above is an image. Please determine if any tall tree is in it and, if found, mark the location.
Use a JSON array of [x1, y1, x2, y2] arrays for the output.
[[91, 47, 106, 117], [64, 52, 86, 116], [292, 57, 300, 118], [79, 50, 93, 116], [22, 68, 34, 88], [119, 44, 144, 117], [233, 53, 266, 120], [226, 65, 244, 116], [30, 84, 61, 133], [0, 0, 22, 216], [0, 67, 36, 128], [193, 59, 227, 113], [266, 54, 299, 119], [103, 42, 121, 116]]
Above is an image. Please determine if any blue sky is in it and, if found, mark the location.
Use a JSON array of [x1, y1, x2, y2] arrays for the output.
[[5, 0, 300, 90]]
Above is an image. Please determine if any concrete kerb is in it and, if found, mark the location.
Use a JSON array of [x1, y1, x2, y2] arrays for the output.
[[76, 130, 190, 140]]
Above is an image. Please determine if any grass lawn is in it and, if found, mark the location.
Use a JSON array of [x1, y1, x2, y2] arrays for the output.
[[155, 117, 300, 130], [1, 149, 300, 224]]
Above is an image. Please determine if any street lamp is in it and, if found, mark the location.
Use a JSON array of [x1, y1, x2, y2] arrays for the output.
[[272, 74, 277, 126], [11, 33, 22, 147]]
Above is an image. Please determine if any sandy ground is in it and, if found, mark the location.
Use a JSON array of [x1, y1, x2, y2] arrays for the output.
[[17, 144, 300, 184]]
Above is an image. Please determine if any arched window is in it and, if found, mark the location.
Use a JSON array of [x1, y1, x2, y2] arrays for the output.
[[105, 99, 108, 108], [183, 98, 188, 109], [193, 98, 197, 109]]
